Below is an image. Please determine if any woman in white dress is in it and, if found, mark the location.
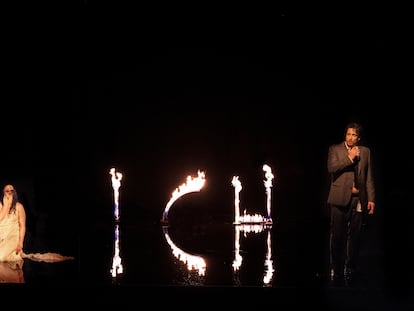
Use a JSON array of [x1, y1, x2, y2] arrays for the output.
[[0, 184, 25, 262], [0, 184, 73, 283]]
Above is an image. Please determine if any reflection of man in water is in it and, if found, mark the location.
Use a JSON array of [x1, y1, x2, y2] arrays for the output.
[[110, 168, 123, 220]]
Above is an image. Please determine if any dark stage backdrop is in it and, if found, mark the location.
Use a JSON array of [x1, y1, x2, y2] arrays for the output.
[[2, 5, 412, 299]]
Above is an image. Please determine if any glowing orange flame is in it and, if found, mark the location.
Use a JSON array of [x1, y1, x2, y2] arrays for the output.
[[162, 170, 206, 221], [232, 164, 274, 224], [110, 167, 123, 221]]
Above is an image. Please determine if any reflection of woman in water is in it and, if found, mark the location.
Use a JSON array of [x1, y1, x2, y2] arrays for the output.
[[0, 261, 25, 283], [0, 184, 74, 282]]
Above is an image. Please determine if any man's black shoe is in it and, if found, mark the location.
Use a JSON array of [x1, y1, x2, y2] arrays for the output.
[[330, 268, 343, 281], [328, 269, 345, 286], [344, 267, 356, 279]]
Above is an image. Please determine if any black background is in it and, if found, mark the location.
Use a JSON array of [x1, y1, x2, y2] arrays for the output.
[[1, 2, 412, 306]]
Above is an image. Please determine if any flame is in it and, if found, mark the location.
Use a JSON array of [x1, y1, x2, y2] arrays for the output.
[[232, 164, 274, 224], [162, 170, 206, 221], [232, 176, 242, 224], [110, 167, 123, 221], [263, 164, 274, 221]]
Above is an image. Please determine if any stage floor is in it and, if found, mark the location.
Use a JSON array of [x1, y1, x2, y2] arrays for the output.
[[3, 212, 413, 310]]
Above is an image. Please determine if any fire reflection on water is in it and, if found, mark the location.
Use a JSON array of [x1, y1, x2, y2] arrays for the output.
[[232, 224, 274, 286], [161, 223, 274, 287], [162, 226, 207, 277]]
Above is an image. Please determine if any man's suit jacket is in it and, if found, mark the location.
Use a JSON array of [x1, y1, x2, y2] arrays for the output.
[[327, 142, 375, 211]]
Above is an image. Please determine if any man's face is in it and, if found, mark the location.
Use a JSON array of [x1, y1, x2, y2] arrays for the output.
[[345, 128, 360, 147]]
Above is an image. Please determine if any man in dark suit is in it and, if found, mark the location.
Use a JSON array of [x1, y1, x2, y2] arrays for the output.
[[327, 122, 375, 282]]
